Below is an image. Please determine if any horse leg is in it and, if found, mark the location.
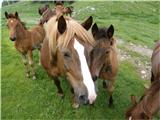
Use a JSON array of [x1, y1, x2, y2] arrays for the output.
[[103, 80, 109, 88], [53, 77, 64, 97], [107, 80, 115, 107], [28, 50, 36, 80], [151, 71, 154, 83], [21, 54, 30, 78], [38, 47, 41, 66]]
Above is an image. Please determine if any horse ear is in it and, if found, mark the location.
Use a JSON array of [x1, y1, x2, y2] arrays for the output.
[[15, 11, 19, 19], [141, 112, 151, 119], [5, 11, 8, 19], [81, 16, 93, 30], [92, 23, 98, 36], [38, 8, 42, 15], [107, 24, 114, 38], [58, 16, 66, 34], [131, 95, 137, 105]]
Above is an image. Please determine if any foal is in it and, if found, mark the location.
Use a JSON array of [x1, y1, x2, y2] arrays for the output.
[[5, 12, 45, 79], [90, 23, 118, 107]]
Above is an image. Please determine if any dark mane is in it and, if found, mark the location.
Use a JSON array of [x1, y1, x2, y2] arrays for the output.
[[96, 27, 108, 39], [147, 79, 160, 98], [8, 13, 27, 30]]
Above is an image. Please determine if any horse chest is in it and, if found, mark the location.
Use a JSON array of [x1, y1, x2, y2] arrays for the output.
[[101, 65, 112, 73], [15, 41, 29, 54]]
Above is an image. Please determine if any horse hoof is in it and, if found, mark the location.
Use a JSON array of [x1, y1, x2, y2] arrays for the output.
[[72, 103, 79, 109], [32, 76, 36, 80], [58, 93, 64, 98], [108, 103, 114, 108]]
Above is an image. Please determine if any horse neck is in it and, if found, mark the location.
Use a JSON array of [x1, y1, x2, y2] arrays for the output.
[[16, 22, 27, 40]]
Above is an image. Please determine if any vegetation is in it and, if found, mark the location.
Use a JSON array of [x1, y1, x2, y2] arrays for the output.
[[1, 1, 159, 119]]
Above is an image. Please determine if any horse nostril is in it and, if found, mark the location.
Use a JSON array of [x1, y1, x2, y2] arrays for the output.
[[92, 76, 98, 81], [78, 95, 88, 104], [9, 37, 16, 41]]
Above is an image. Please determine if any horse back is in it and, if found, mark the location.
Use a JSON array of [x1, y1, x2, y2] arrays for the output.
[[151, 41, 160, 81], [29, 25, 45, 44]]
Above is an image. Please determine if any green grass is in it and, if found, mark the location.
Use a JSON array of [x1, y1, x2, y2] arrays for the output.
[[1, 1, 160, 119]]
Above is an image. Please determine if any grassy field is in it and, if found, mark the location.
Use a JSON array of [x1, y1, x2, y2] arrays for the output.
[[1, 1, 160, 119]]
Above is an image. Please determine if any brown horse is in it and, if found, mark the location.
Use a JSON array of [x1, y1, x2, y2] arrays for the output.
[[63, 6, 74, 16], [40, 15, 96, 108], [38, 5, 55, 25], [39, 4, 74, 25], [126, 41, 160, 119], [54, 4, 73, 17], [125, 80, 160, 120], [151, 40, 160, 82], [90, 23, 118, 107], [38, 4, 50, 16], [5, 12, 45, 80]]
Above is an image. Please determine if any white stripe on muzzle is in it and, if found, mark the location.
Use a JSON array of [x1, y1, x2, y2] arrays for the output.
[[74, 38, 97, 104]]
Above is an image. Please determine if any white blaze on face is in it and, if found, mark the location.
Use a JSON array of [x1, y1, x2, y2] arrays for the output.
[[129, 116, 132, 120], [73, 38, 97, 104]]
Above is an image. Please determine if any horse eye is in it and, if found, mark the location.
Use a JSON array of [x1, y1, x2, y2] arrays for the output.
[[106, 51, 109, 54], [64, 52, 70, 58]]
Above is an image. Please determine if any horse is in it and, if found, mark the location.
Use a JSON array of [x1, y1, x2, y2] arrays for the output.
[[151, 40, 160, 82], [38, 5, 55, 25], [125, 80, 160, 120], [125, 41, 160, 119], [54, 4, 73, 17], [90, 23, 118, 107], [38, 4, 50, 16], [63, 6, 74, 17], [5, 12, 45, 80], [39, 4, 73, 25], [40, 15, 97, 108]]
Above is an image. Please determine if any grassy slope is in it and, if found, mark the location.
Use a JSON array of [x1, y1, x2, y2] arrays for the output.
[[1, 1, 160, 119]]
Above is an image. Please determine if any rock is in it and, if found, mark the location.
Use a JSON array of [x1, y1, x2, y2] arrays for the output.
[[90, 7, 95, 11], [141, 70, 146, 74]]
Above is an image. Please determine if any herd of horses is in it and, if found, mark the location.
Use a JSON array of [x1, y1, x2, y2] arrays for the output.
[[4, 2, 160, 119]]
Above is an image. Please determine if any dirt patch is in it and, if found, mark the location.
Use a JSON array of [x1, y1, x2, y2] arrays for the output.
[[117, 38, 152, 80]]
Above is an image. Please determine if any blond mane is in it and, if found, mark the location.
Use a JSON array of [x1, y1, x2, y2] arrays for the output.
[[45, 15, 95, 56]]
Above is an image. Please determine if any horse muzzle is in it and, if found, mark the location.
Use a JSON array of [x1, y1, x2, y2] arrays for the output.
[[9, 37, 16, 41], [78, 94, 89, 105]]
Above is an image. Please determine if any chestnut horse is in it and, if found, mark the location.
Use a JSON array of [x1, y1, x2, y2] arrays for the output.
[[40, 15, 96, 108], [38, 4, 50, 16], [90, 23, 118, 107], [63, 6, 74, 16], [5, 12, 45, 79], [38, 5, 55, 25], [125, 80, 160, 120], [126, 41, 160, 120], [39, 4, 74, 25]]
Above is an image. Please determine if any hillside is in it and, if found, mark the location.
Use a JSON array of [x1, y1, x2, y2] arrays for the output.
[[1, 1, 160, 119]]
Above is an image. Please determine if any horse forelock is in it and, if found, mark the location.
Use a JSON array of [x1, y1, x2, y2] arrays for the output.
[[47, 16, 95, 56]]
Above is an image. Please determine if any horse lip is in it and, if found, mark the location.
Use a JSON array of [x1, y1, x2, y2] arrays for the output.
[[10, 37, 16, 41]]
